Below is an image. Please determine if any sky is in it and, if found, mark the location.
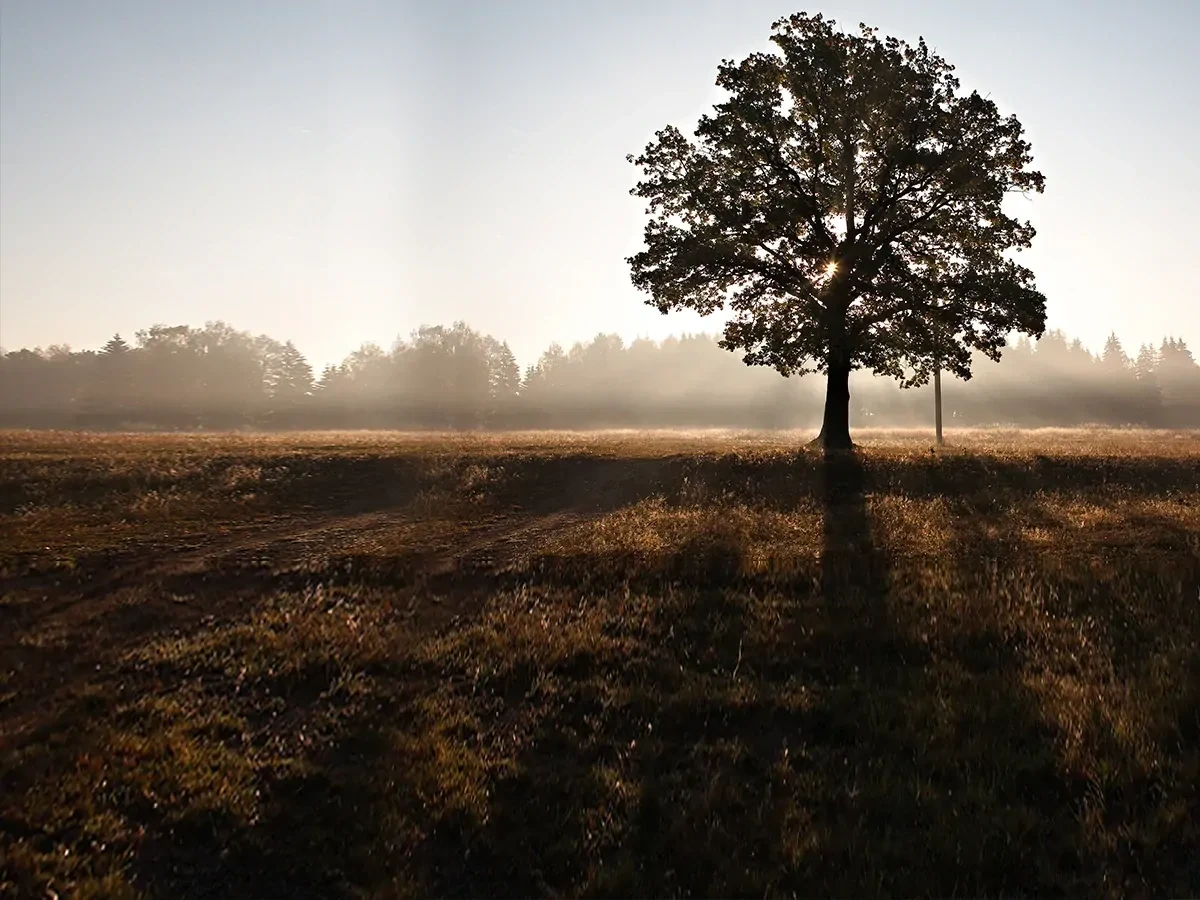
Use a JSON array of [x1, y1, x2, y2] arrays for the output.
[[1, 0, 1197, 372]]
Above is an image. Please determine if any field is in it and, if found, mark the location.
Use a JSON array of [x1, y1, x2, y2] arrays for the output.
[[1, 428, 1198, 898]]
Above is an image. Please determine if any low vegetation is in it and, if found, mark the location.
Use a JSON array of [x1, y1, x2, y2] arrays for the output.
[[2, 429, 1198, 897]]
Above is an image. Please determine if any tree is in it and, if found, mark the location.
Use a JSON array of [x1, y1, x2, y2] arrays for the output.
[[400, 324, 493, 427], [92, 334, 137, 423], [1097, 331, 1139, 424], [484, 337, 521, 418], [136, 325, 203, 425], [1101, 332, 1129, 370], [627, 13, 1047, 447], [1159, 336, 1197, 373], [1133, 343, 1162, 422], [101, 334, 130, 356], [192, 321, 267, 426], [314, 364, 345, 396], [1133, 343, 1159, 382], [522, 343, 567, 395], [1157, 337, 1200, 424], [270, 341, 314, 410]]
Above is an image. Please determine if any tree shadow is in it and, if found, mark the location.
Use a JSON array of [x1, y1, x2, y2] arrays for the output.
[[382, 448, 1092, 896], [925, 460, 1200, 895], [120, 451, 1176, 896], [7, 449, 1198, 897]]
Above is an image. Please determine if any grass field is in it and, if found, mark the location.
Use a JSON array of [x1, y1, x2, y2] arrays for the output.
[[2, 428, 1198, 898]]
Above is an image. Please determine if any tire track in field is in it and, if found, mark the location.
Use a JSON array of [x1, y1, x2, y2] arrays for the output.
[[0, 508, 593, 747], [153, 508, 415, 573], [0, 508, 424, 748], [414, 457, 670, 576], [1, 458, 670, 745], [421, 510, 586, 575]]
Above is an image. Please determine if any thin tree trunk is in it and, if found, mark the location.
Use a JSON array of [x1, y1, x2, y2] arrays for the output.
[[934, 367, 944, 445], [813, 361, 853, 449]]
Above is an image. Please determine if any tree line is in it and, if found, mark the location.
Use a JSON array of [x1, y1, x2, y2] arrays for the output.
[[1, 320, 1197, 430]]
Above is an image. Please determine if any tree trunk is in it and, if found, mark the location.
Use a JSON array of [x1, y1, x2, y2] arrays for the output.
[[934, 366, 944, 445], [813, 361, 853, 449]]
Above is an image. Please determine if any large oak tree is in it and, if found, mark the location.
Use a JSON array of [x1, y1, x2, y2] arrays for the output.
[[627, 13, 1047, 448]]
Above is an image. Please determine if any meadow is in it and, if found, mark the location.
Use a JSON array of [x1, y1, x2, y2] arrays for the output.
[[1, 428, 1198, 898]]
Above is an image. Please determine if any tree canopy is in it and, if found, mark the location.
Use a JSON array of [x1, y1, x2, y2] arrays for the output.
[[627, 12, 1047, 446]]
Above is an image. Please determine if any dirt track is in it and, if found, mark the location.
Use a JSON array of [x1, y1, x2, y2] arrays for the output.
[[0, 486, 624, 749]]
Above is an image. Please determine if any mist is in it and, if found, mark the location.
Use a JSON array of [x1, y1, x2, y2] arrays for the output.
[[2, 321, 1197, 431]]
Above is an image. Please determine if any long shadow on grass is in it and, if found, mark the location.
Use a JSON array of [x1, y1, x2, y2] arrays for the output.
[[349, 450, 1126, 896], [788, 451, 1046, 894], [11, 449, 1198, 897], [80, 459, 693, 899], [460, 448, 1140, 896], [388, 449, 1067, 896], [926, 461, 1200, 895]]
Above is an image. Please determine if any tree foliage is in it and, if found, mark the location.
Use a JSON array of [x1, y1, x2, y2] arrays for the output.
[[627, 12, 1048, 444]]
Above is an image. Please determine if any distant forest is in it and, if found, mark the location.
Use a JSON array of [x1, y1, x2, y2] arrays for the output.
[[2, 322, 1198, 430]]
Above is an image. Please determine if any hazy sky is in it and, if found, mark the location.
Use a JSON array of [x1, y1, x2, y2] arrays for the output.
[[2, 0, 1197, 370]]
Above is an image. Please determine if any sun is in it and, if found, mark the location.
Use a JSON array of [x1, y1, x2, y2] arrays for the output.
[[823, 260, 838, 278]]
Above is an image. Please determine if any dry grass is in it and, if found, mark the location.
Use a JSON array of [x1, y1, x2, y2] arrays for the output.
[[1, 428, 1198, 898]]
